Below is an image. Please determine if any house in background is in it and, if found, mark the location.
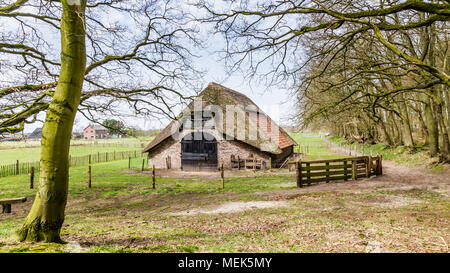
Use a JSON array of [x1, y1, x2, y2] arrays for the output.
[[27, 128, 42, 140], [143, 82, 297, 171], [83, 124, 110, 139]]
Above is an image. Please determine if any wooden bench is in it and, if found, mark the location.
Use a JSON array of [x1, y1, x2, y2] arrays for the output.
[[0, 197, 27, 213]]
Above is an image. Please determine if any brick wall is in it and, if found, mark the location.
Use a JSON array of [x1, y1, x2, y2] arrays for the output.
[[147, 129, 271, 170]]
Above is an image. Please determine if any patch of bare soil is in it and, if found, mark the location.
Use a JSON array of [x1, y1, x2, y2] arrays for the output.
[[256, 160, 450, 200], [168, 200, 289, 216], [354, 194, 423, 208]]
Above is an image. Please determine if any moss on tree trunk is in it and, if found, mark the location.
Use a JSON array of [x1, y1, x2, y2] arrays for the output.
[[16, 0, 86, 243]]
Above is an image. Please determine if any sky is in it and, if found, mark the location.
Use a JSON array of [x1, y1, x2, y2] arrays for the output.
[[21, 59, 296, 134], [7, 1, 298, 134]]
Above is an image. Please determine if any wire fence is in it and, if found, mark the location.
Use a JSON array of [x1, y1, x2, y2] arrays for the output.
[[0, 149, 143, 178]]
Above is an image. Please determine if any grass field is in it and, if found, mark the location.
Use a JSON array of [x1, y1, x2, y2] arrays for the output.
[[0, 138, 154, 165], [0, 133, 448, 253], [289, 133, 342, 161]]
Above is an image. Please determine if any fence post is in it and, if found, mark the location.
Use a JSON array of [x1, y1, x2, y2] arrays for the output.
[[377, 152, 383, 175], [306, 162, 311, 185], [352, 160, 357, 180], [152, 164, 156, 189], [30, 167, 34, 189], [344, 160, 348, 180], [367, 156, 372, 177], [128, 157, 131, 169], [16, 160, 19, 175], [296, 161, 303, 188], [221, 163, 224, 189], [141, 159, 145, 172], [325, 162, 330, 183], [88, 165, 92, 188]]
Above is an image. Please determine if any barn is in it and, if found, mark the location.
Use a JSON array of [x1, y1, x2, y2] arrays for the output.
[[143, 82, 297, 171]]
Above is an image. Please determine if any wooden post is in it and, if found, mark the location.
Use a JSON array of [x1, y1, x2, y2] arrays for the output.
[[306, 162, 311, 185], [238, 156, 241, 170], [352, 160, 357, 180], [221, 163, 224, 189], [253, 156, 256, 171], [325, 162, 330, 183], [16, 160, 19, 175], [296, 161, 303, 188], [365, 156, 370, 177], [377, 152, 383, 175], [344, 160, 348, 180], [128, 157, 131, 169], [88, 165, 92, 188], [141, 159, 145, 172], [367, 156, 372, 177], [30, 167, 34, 189], [152, 164, 156, 189]]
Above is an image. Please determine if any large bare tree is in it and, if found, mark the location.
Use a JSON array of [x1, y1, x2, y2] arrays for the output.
[[198, 0, 449, 160], [0, 0, 202, 242]]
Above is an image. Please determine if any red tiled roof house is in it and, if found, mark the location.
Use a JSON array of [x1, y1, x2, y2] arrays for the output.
[[83, 124, 110, 140]]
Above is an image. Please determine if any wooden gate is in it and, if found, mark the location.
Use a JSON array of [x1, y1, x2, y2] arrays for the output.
[[295, 155, 382, 187]]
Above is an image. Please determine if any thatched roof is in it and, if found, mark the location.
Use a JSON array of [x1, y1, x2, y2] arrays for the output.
[[143, 82, 297, 154]]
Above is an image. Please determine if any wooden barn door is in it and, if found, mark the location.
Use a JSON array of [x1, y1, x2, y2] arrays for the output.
[[181, 132, 218, 171]]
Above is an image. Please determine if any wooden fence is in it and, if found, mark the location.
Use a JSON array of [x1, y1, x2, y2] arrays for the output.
[[0, 149, 143, 178], [231, 156, 266, 170], [295, 155, 382, 187]]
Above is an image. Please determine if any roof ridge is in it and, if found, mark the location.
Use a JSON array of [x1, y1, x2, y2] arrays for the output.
[[205, 82, 260, 108]]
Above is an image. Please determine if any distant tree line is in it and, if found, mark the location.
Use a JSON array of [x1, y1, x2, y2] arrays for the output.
[[198, 0, 450, 161]]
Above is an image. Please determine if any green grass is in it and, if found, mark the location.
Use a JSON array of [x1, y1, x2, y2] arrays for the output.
[[290, 132, 343, 161], [0, 132, 448, 253], [0, 138, 154, 165], [0, 158, 297, 200]]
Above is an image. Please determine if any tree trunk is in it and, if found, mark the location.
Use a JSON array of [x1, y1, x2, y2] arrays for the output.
[[16, 0, 86, 243], [436, 100, 450, 160], [424, 97, 439, 157], [399, 94, 414, 147]]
